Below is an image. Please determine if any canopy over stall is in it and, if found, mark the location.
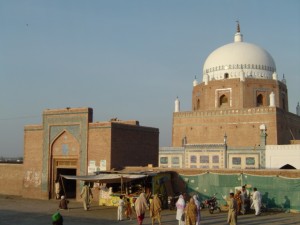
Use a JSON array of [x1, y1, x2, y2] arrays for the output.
[[61, 171, 174, 208], [61, 173, 147, 183], [60, 173, 149, 200]]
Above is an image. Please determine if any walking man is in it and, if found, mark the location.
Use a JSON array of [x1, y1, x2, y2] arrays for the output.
[[150, 194, 162, 225], [80, 182, 93, 210], [227, 192, 238, 225], [252, 187, 262, 216]]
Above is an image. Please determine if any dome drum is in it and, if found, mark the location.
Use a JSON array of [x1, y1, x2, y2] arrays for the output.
[[203, 63, 275, 80]]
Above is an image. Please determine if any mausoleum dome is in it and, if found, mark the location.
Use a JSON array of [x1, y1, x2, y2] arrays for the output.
[[202, 25, 276, 81]]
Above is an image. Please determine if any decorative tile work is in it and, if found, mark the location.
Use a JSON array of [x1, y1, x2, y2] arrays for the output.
[[41, 110, 90, 192]]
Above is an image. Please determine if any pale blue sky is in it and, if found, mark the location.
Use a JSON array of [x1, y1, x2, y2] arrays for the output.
[[0, 0, 299, 157]]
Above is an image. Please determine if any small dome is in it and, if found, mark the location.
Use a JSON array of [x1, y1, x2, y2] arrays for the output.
[[202, 28, 276, 81]]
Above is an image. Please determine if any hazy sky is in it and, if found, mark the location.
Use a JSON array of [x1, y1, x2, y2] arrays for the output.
[[1, 0, 299, 157]]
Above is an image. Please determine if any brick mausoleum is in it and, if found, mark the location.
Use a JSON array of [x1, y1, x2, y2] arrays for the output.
[[18, 107, 158, 199], [160, 23, 300, 169]]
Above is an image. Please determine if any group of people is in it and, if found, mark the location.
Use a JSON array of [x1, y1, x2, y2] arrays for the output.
[[55, 180, 262, 225], [117, 193, 162, 225], [55, 181, 92, 211], [232, 185, 249, 216], [117, 192, 202, 225], [175, 194, 201, 225], [55, 178, 69, 211], [173, 186, 262, 225], [51, 182, 93, 225], [117, 195, 135, 221], [225, 186, 262, 225]]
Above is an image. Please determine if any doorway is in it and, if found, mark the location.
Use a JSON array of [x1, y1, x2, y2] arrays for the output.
[[57, 168, 77, 198]]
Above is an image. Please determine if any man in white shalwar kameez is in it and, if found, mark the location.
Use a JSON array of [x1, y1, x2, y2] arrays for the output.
[[251, 187, 261, 216]]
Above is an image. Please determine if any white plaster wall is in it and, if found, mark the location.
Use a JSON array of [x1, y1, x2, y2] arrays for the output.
[[266, 145, 300, 169]]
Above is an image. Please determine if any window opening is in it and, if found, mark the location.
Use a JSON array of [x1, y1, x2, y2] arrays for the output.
[[232, 157, 241, 165], [212, 155, 219, 163], [160, 157, 168, 164], [171, 157, 179, 164], [200, 155, 209, 163], [246, 157, 255, 165], [220, 94, 228, 107], [190, 155, 197, 163], [257, 94, 263, 107]]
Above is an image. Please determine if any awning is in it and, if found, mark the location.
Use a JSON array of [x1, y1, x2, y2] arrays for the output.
[[61, 173, 147, 183]]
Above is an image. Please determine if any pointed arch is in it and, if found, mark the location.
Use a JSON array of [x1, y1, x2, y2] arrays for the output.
[[220, 94, 228, 107], [51, 130, 79, 157], [257, 94, 264, 106], [197, 99, 200, 110], [50, 130, 79, 199]]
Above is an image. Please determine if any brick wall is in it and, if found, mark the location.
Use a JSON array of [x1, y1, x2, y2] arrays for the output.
[[179, 77, 299, 148], [88, 122, 112, 170], [86, 120, 160, 171], [276, 110, 300, 144], [192, 78, 287, 111], [111, 123, 159, 169], [172, 107, 278, 147], [0, 164, 23, 196], [1, 106, 161, 200], [22, 125, 44, 199]]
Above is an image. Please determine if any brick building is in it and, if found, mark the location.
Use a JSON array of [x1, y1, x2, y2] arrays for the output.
[[160, 23, 300, 169], [22, 107, 159, 199]]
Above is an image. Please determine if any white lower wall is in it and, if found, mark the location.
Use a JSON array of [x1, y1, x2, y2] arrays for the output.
[[266, 144, 300, 169]]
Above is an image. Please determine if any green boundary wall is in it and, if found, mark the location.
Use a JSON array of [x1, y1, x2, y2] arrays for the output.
[[179, 172, 300, 212]]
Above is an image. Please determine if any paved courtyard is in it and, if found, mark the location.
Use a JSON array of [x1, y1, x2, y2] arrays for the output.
[[0, 195, 300, 225]]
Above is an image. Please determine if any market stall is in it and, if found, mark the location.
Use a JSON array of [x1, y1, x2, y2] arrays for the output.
[[61, 171, 174, 208]]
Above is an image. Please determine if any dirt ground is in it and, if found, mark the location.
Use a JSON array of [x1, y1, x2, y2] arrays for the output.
[[0, 195, 300, 225]]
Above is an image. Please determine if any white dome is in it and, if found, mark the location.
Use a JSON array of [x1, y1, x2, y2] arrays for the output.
[[202, 32, 276, 81]]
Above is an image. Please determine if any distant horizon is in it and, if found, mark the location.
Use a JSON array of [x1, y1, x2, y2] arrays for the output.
[[1, 0, 299, 157]]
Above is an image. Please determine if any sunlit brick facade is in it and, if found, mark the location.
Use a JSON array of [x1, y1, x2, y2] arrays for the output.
[[23, 107, 159, 199], [160, 24, 300, 169]]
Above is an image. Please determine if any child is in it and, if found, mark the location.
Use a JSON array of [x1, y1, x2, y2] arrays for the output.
[[117, 195, 125, 221], [124, 198, 133, 220]]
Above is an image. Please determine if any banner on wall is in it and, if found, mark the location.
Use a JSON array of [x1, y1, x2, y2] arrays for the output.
[[100, 160, 106, 171]]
